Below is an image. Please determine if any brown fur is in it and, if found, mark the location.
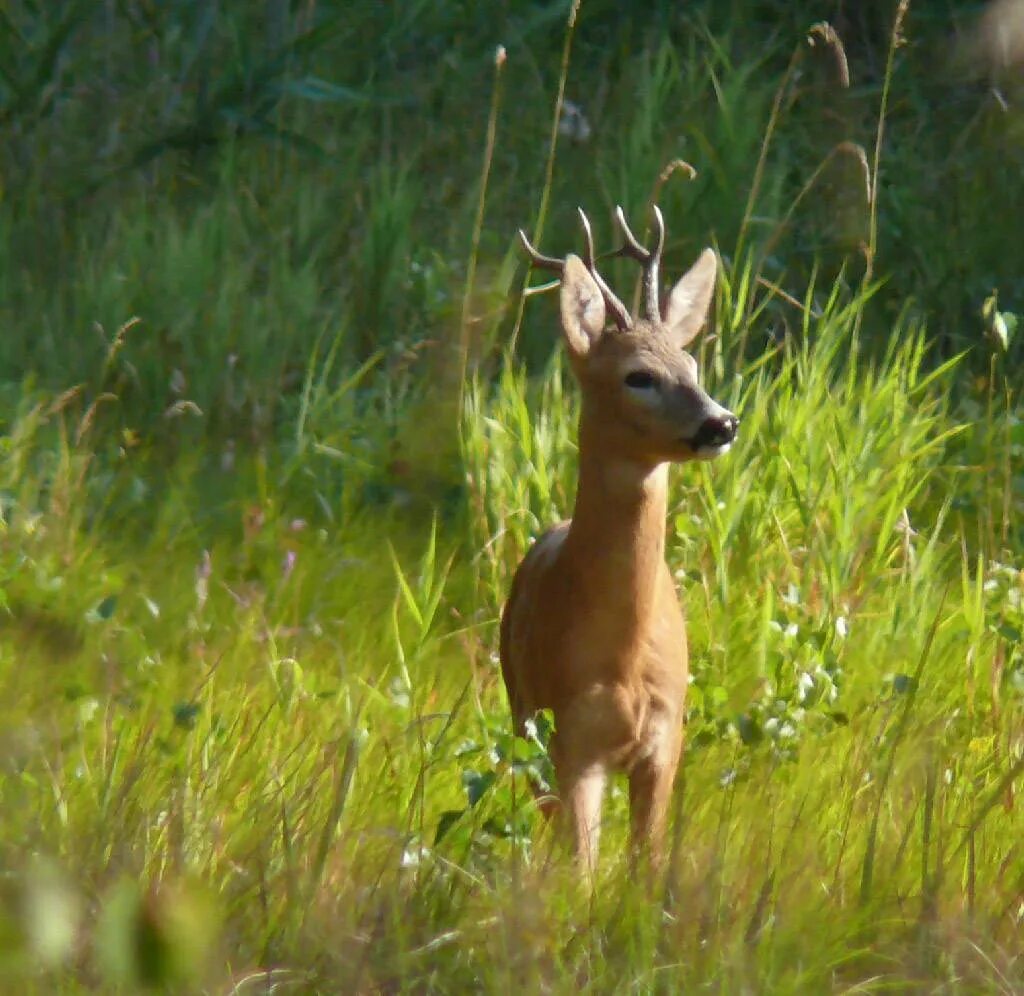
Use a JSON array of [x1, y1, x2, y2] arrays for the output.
[[500, 243, 736, 878]]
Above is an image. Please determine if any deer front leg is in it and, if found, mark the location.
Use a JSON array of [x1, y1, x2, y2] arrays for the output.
[[559, 760, 607, 879], [628, 730, 683, 875]]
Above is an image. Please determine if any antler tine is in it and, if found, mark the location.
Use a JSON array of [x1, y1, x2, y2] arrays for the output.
[[614, 205, 649, 262], [613, 205, 665, 321], [518, 229, 566, 273], [576, 208, 632, 332], [517, 214, 633, 331], [646, 205, 666, 321], [576, 208, 596, 270], [650, 204, 666, 266]]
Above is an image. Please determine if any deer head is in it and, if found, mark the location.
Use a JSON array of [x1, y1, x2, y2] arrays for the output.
[[519, 207, 738, 466]]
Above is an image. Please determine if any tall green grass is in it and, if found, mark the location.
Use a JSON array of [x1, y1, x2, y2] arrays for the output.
[[1, 1, 1022, 992], [1, 258, 1020, 991], [2, 1, 1022, 405]]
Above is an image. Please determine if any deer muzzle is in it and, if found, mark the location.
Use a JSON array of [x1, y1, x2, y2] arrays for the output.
[[689, 412, 739, 456]]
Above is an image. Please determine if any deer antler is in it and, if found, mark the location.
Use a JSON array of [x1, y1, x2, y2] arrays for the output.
[[574, 209, 632, 331], [613, 205, 665, 321], [516, 229, 565, 273], [518, 211, 633, 332]]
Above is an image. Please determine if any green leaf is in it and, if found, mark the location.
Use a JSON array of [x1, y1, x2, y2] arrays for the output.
[[481, 817, 512, 839], [172, 703, 200, 730], [433, 809, 464, 845], [461, 770, 496, 807], [891, 673, 916, 695], [994, 623, 1021, 643], [736, 713, 763, 745], [96, 595, 117, 620], [708, 685, 729, 709]]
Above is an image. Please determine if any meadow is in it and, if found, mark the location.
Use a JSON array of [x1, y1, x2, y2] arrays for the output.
[[1, 1, 1022, 992]]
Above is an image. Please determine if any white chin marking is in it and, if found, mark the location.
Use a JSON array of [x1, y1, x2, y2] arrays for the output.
[[694, 441, 732, 460]]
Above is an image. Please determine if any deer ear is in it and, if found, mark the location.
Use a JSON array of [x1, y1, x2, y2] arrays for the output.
[[559, 254, 606, 356], [664, 248, 717, 348]]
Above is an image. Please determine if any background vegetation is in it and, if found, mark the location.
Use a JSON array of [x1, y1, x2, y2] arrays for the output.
[[1, 0, 1022, 991]]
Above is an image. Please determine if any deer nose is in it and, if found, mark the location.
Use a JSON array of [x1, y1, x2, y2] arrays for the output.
[[692, 413, 739, 450]]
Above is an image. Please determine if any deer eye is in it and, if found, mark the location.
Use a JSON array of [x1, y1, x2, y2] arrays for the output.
[[624, 370, 659, 390]]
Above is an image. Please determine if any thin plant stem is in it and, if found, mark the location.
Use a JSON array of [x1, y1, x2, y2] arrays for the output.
[[860, 583, 947, 906], [860, 0, 911, 326], [509, 0, 583, 351], [628, 158, 697, 317], [736, 41, 804, 262], [458, 45, 507, 414]]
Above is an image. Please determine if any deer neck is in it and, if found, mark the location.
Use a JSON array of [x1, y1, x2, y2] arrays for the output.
[[566, 413, 669, 638]]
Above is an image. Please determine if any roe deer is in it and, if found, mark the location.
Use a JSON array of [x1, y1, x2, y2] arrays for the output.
[[499, 206, 738, 878]]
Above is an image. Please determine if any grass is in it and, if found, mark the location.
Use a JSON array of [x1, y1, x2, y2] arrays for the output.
[[1, 1, 1023, 992]]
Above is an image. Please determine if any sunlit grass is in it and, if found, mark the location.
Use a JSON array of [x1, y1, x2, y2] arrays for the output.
[[1, 1, 1022, 992], [1, 239, 1020, 991]]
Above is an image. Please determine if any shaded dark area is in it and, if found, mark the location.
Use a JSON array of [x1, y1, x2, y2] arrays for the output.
[[0, 2, 1020, 437]]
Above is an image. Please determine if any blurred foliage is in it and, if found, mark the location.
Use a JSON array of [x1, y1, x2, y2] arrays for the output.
[[0, 1, 1022, 991], [0, 0, 1021, 433]]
